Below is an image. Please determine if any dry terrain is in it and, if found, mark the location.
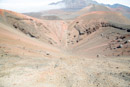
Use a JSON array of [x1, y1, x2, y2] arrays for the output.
[[0, 9, 130, 87]]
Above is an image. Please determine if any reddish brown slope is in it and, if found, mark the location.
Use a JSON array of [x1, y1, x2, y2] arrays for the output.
[[0, 9, 130, 57], [0, 9, 69, 48], [66, 11, 130, 57], [0, 9, 130, 87]]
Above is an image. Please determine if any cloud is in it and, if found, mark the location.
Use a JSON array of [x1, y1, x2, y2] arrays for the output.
[[50, 0, 98, 9], [0, 0, 130, 13], [0, 0, 62, 13]]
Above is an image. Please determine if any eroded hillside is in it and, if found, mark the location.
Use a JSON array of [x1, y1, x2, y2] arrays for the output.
[[0, 9, 130, 87]]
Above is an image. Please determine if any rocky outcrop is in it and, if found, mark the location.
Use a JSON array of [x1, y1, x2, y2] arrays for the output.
[[7, 16, 40, 38], [67, 21, 130, 46]]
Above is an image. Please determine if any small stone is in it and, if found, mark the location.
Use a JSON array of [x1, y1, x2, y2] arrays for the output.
[[127, 29, 130, 32], [113, 48, 116, 49], [76, 40, 79, 43], [76, 21, 79, 24], [117, 54, 120, 56], [117, 44, 123, 48], [125, 40, 130, 43], [97, 54, 100, 58], [74, 35, 76, 38], [117, 39, 122, 42], [101, 33, 103, 36], [54, 64, 58, 68], [68, 33, 71, 36], [126, 73, 130, 76], [124, 40, 130, 44], [120, 36, 125, 39], [46, 53, 50, 55], [122, 75, 125, 77], [116, 67, 119, 69]]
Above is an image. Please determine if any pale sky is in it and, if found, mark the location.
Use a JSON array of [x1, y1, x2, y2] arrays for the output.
[[0, 0, 62, 13], [0, 0, 130, 13]]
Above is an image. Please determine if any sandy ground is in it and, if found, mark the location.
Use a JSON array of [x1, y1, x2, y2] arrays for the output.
[[0, 10, 130, 87], [0, 22, 130, 87], [0, 54, 130, 87]]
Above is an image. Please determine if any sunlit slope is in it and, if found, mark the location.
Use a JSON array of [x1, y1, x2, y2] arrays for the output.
[[66, 11, 130, 56], [0, 9, 68, 47], [0, 9, 130, 57]]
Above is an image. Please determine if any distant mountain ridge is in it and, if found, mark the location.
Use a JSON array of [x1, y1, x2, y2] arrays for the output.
[[49, 0, 130, 19], [107, 4, 130, 10], [106, 4, 130, 19], [50, 0, 130, 10], [24, 3, 130, 20]]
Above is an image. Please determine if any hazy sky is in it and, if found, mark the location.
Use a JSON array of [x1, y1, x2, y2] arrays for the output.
[[0, 0, 130, 13], [0, 0, 62, 13]]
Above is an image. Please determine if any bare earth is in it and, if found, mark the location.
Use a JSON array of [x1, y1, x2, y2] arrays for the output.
[[0, 9, 130, 87]]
